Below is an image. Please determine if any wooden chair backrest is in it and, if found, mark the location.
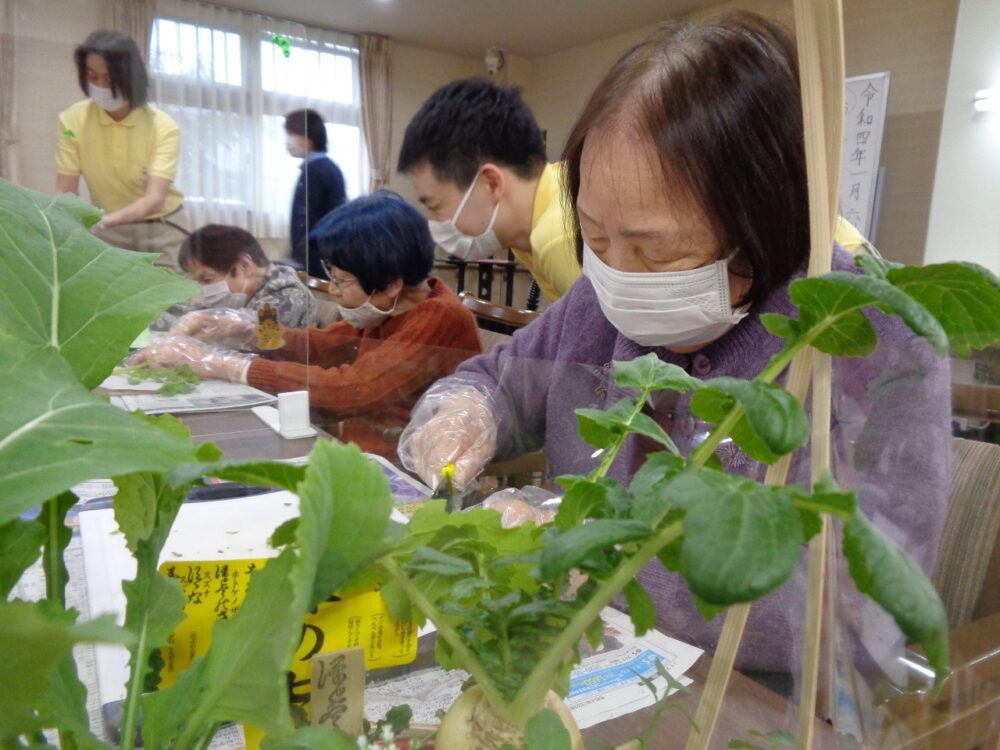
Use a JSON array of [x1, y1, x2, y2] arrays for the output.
[[459, 292, 541, 332], [933, 437, 1000, 625]]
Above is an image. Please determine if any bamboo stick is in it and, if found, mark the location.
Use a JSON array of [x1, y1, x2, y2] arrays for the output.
[[792, 0, 844, 747], [683, 350, 814, 750]]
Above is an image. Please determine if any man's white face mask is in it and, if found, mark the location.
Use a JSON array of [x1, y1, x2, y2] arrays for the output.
[[428, 173, 503, 261], [583, 243, 747, 348]]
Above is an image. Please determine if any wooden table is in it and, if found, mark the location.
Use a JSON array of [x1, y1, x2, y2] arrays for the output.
[[876, 612, 1000, 749], [584, 653, 834, 750], [179, 409, 332, 462]]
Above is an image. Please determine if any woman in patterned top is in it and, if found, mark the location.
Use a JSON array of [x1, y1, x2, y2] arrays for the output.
[[152, 224, 316, 331]]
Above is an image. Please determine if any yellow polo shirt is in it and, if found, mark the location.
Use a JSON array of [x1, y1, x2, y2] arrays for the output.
[[834, 216, 871, 254], [510, 162, 582, 301], [56, 100, 183, 218]]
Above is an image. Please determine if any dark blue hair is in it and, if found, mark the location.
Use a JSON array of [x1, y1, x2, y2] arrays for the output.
[[310, 191, 434, 294]]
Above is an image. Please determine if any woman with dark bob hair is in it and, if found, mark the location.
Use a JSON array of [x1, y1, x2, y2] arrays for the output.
[[399, 12, 951, 682], [56, 30, 188, 270], [133, 191, 482, 458]]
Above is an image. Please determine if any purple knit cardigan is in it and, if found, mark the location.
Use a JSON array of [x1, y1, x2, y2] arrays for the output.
[[439, 247, 951, 677]]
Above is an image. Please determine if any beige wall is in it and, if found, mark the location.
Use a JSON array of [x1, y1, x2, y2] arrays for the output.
[[842, 0, 960, 266], [9, 0, 961, 270], [11, 0, 109, 196], [385, 43, 481, 203], [514, 0, 959, 266]]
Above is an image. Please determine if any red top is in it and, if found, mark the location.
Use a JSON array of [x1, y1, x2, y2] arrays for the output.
[[248, 276, 482, 458]]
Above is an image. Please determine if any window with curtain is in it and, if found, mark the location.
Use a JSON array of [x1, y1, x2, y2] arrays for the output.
[[149, 0, 368, 238]]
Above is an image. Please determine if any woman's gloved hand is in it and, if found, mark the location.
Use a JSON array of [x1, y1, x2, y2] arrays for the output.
[[169, 308, 258, 349], [398, 384, 497, 491], [127, 336, 254, 382]]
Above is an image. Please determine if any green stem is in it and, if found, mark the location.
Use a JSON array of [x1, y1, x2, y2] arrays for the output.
[[44, 499, 64, 608], [380, 558, 516, 724], [593, 387, 653, 479], [688, 336, 810, 468], [119, 619, 148, 750], [507, 521, 684, 726]]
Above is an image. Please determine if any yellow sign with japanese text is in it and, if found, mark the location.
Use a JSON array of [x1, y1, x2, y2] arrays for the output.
[[158, 559, 417, 745]]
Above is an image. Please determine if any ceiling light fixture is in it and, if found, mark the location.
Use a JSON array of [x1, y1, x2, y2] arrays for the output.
[[973, 88, 996, 113], [485, 46, 505, 76]]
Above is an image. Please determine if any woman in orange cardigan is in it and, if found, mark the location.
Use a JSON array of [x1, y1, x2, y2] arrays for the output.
[[133, 190, 482, 458]]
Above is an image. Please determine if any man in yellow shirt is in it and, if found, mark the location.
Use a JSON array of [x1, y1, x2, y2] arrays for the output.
[[55, 30, 187, 270], [398, 78, 581, 302]]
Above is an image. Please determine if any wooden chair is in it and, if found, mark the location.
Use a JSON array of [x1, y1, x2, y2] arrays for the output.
[[933, 437, 1000, 626], [459, 292, 541, 335], [952, 383, 1000, 425]]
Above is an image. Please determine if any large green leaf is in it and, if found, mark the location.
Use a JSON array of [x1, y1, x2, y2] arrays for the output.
[[143, 441, 397, 746], [673, 471, 803, 605], [141, 551, 301, 746], [887, 262, 1000, 356], [691, 378, 809, 464], [0, 517, 45, 598], [261, 726, 358, 750], [540, 519, 652, 579], [115, 472, 192, 744], [0, 179, 198, 387], [0, 336, 200, 524], [788, 277, 879, 357], [790, 272, 950, 357], [623, 579, 656, 636], [295, 441, 395, 609], [842, 509, 950, 685], [613, 354, 703, 393], [0, 601, 130, 742], [167, 459, 307, 493]]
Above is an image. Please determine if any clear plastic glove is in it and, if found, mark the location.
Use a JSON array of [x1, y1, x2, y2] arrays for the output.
[[168, 308, 258, 349], [127, 336, 254, 382], [482, 486, 561, 528], [398, 383, 497, 491]]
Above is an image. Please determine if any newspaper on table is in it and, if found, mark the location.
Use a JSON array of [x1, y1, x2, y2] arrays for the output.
[[104, 378, 276, 414], [365, 607, 703, 731]]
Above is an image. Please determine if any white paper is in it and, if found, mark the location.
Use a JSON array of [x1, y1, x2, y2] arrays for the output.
[[114, 379, 276, 414], [100, 374, 165, 391], [364, 607, 703, 730]]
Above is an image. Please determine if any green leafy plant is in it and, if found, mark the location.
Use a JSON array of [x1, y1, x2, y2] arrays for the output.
[[3, 171, 1000, 750], [113, 363, 201, 395]]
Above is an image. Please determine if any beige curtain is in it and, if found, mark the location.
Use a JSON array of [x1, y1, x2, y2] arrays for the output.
[[111, 0, 156, 63], [359, 33, 393, 192], [0, 0, 18, 182]]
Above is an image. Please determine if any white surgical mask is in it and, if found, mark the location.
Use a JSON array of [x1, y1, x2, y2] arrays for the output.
[[193, 279, 247, 308], [583, 243, 748, 349], [428, 174, 503, 261], [195, 280, 231, 303], [338, 295, 396, 330], [286, 137, 307, 159], [88, 83, 129, 113]]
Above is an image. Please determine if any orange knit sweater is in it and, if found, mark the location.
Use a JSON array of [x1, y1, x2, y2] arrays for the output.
[[247, 277, 482, 457]]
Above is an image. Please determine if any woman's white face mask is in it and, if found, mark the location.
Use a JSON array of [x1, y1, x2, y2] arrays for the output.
[[88, 83, 129, 112], [583, 243, 747, 348], [428, 174, 503, 261], [337, 294, 396, 330]]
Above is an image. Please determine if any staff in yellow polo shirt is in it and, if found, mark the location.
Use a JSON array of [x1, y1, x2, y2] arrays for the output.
[[398, 78, 581, 303], [55, 30, 187, 271]]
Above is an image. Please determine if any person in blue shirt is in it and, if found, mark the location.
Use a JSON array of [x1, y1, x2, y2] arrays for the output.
[[284, 108, 347, 278]]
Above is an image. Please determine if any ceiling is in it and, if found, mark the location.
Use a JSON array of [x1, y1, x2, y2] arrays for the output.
[[215, 0, 700, 58]]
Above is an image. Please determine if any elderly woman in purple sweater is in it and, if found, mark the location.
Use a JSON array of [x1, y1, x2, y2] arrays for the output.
[[399, 13, 950, 688]]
